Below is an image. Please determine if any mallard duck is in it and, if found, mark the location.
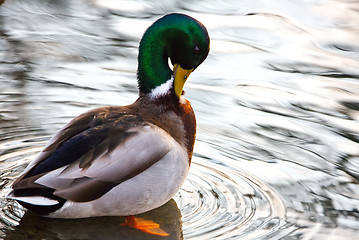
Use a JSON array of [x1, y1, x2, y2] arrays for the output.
[[8, 12, 209, 228]]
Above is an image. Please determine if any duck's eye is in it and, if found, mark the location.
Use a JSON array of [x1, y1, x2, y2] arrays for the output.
[[194, 46, 200, 55]]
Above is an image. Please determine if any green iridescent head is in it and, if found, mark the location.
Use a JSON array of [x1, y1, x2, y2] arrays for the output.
[[137, 13, 210, 97]]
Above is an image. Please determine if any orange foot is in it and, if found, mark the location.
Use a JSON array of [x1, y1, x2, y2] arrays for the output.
[[121, 215, 169, 237]]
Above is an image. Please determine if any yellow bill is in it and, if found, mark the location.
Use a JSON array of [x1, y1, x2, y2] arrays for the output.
[[173, 64, 194, 98]]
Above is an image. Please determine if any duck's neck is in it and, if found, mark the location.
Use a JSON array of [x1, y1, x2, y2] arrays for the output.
[[137, 26, 172, 95]]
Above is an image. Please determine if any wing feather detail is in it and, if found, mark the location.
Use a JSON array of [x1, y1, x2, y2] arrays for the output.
[[32, 125, 172, 202], [12, 106, 176, 203]]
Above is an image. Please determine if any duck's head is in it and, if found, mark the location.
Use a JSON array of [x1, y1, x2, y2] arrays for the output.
[[137, 13, 210, 98]]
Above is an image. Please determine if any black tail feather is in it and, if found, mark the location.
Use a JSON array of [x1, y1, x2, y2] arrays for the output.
[[12, 188, 66, 216]]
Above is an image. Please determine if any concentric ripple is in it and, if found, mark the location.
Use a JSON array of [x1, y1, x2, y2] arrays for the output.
[[0, 133, 289, 239], [175, 155, 288, 240]]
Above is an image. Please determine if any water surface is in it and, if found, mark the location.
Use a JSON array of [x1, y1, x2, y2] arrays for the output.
[[1, 0, 359, 239]]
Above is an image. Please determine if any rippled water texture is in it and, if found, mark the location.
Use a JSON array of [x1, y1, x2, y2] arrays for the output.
[[1, 0, 359, 239]]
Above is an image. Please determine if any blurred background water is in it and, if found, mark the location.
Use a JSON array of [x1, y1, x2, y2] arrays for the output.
[[0, 0, 359, 239]]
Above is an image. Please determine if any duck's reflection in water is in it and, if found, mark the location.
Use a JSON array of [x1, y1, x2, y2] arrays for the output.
[[5, 199, 183, 240]]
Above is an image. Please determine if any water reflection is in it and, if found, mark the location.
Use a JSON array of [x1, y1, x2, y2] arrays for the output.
[[1, 0, 359, 239], [4, 200, 183, 240]]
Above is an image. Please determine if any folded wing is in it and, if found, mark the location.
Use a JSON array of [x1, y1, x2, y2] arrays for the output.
[[10, 108, 174, 213]]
